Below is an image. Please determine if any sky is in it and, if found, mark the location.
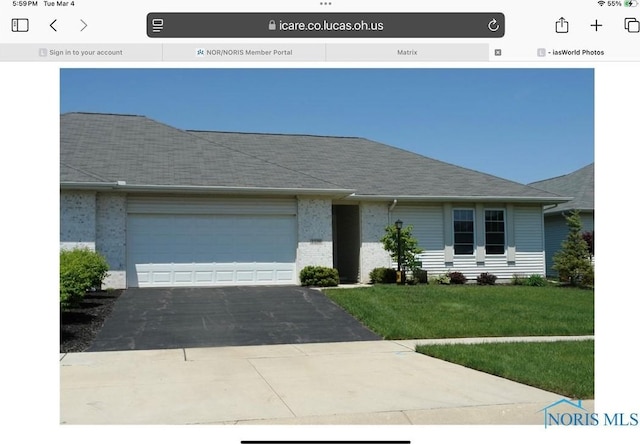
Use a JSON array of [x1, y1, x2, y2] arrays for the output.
[[60, 68, 594, 185]]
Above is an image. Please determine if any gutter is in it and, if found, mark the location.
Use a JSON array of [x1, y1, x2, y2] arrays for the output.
[[345, 194, 572, 204], [60, 182, 356, 197]]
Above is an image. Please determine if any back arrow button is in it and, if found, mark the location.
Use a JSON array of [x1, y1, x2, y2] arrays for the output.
[[50, 19, 57, 32]]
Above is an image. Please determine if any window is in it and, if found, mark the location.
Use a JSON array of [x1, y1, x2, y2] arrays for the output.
[[453, 209, 474, 255], [485, 210, 505, 255]]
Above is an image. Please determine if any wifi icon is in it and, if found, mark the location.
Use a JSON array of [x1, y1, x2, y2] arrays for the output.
[[598, 0, 605, 5]]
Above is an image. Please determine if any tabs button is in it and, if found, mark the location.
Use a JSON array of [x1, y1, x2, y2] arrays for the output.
[[625, 17, 640, 32]]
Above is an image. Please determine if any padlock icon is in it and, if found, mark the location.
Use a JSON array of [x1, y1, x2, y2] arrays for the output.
[[268, 20, 276, 31]]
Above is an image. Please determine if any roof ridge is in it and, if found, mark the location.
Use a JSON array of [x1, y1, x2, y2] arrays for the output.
[[61, 111, 145, 118], [529, 163, 594, 185], [187, 129, 362, 140]]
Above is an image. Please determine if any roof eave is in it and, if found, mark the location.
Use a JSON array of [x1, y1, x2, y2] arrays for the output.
[[60, 182, 355, 197], [345, 194, 572, 204], [544, 207, 594, 215]]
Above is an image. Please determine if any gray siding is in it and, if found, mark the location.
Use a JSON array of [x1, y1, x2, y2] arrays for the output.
[[544, 211, 594, 276]]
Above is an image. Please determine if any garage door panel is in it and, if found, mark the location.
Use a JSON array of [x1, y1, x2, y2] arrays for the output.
[[127, 211, 297, 287]]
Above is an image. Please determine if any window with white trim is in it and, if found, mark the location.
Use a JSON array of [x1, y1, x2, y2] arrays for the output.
[[485, 209, 505, 255], [453, 209, 474, 255]]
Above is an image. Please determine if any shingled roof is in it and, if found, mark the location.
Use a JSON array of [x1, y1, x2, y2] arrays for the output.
[[61, 112, 566, 202], [529, 163, 594, 214]]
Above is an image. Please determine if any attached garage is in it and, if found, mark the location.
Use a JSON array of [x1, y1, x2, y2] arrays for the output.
[[126, 196, 298, 287]]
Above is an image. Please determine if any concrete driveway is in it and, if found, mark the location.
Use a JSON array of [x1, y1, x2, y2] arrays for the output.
[[88, 286, 381, 351]]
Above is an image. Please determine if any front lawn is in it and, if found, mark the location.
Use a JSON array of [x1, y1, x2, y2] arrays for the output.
[[416, 340, 594, 399], [324, 285, 594, 339]]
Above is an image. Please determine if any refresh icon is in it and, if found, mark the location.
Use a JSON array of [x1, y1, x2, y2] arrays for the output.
[[488, 18, 500, 32]]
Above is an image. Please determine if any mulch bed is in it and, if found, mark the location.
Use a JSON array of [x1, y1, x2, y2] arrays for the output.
[[60, 289, 123, 353]]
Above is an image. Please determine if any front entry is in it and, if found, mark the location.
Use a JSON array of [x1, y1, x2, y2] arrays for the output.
[[332, 205, 360, 283]]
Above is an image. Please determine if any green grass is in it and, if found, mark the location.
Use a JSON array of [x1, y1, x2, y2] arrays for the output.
[[416, 340, 594, 399], [324, 285, 594, 339]]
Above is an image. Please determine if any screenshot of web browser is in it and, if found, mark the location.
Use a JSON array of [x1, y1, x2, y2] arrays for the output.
[[2, 0, 636, 442]]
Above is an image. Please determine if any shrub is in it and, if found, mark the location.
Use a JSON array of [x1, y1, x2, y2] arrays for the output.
[[300, 266, 340, 287], [476, 272, 497, 285], [413, 269, 428, 284], [429, 274, 451, 285], [60, 248, 109, 308], [380, 224, 423, 271], [525, 274, 546, 287], [448, 271, 467, 285], [369, 267, 398, 284]]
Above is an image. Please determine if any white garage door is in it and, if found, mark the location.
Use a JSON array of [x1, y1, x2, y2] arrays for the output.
[[126, 197, 297, 287]]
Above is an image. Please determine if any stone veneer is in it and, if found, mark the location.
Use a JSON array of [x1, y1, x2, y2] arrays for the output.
[[296, 197, 334, 280]]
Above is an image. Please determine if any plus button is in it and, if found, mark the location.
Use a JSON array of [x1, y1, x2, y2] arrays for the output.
[[590, 20, 603, 31]]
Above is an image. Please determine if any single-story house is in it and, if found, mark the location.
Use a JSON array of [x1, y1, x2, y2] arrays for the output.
[[529, 163, 594, 276], [60, 112, 569, 288]]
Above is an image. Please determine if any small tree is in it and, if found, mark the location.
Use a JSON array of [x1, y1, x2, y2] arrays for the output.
[[381, 224, 423, 271], [552, 211, 594, 286]]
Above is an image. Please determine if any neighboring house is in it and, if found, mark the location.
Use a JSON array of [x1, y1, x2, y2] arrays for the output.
[[529, 163, 594, 276], [60, 112, 568, 288]]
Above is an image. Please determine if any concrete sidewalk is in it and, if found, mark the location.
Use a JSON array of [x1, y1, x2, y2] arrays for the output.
[[60, 337, 594, 425]]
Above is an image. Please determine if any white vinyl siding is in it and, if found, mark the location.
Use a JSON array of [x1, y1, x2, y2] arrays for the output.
[[391, 206, 445, 269], [513, 206, 546, 277], [126, 196, 297, 287], [392, 203, 547, 280]]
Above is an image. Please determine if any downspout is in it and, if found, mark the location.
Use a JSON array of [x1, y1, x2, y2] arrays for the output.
[[388, 199, 398, 224]]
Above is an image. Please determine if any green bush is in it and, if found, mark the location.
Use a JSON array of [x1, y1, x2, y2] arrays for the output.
[[60, 248, 109, 308], [369, 267, 398, 284], [525, 274, 546, 287], [429, 274, 451, 285], [477, 272, 497, 285], [300, 266, 340, 287]]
